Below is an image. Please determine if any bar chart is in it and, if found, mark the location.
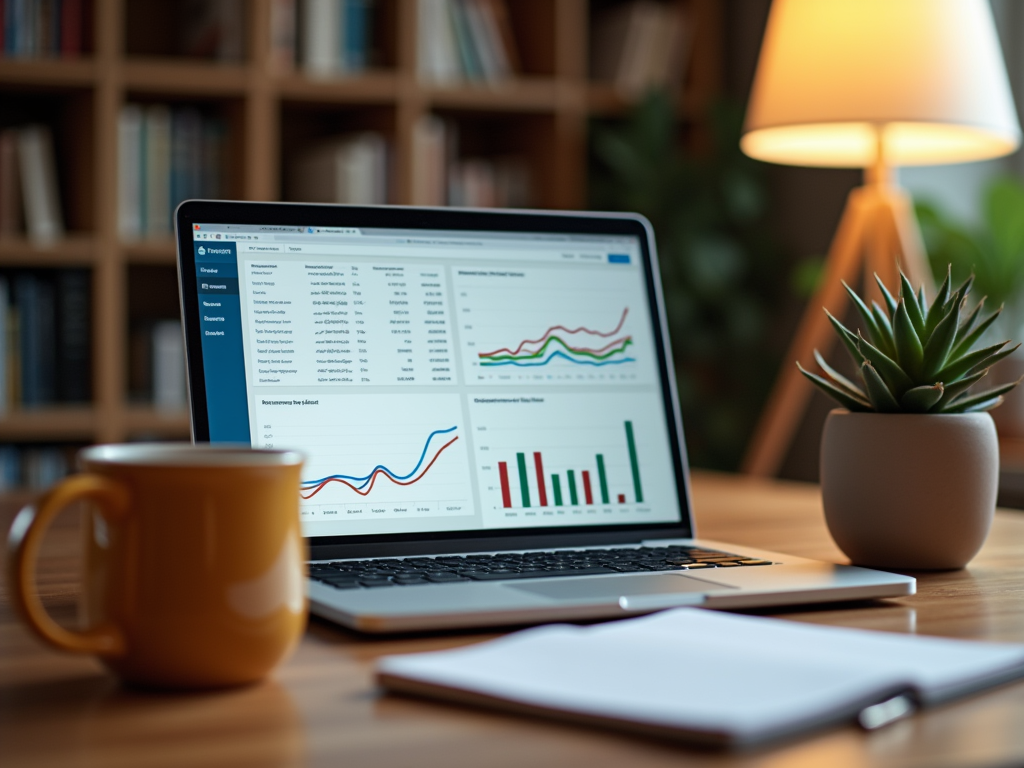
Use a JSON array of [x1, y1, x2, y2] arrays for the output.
[[468, 392, 681, 529], [495, 421, 644, 511]]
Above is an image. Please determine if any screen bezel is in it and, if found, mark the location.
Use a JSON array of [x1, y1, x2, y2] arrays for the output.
[[175, 200, 694, 558]]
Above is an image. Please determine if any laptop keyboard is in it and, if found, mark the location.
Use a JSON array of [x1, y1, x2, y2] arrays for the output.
[[308, 545, 775, 590]]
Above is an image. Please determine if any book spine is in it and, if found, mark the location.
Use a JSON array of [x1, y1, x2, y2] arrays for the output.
[[117, 105, 142, 240], [344, 0, 368, 72], [144, 104, 171, 238], [55, 268, 90, 403], [152, 320, 186, 410], [269, 0, 297, 71], [0, 276, 8, 415], [60, 0, 81, 58], [0, 128, 22, 236], [449, 0, 481, 80], [302, 0, 339, 76], [17, 125, 65, 244]]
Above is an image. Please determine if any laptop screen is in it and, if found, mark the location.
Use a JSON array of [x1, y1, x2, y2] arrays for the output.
[[187, 220, 684, 539]]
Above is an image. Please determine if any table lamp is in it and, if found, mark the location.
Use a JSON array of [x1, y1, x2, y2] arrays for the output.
[[740, 0, 1022, 476]]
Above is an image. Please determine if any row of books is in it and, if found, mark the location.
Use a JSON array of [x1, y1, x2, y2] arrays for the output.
[[417, 0, 520, 84], [591, 0, 691, 96], [1, 0, 89, 59], [287, 132, 388, 205], [268, 0, 375, 76], [0, 443, 71, 490], [411, 116, 531, 208], [128, 319, 187, 411], [0, 270, 91, 411], [0, 125, 65, 244], [118, 104, 225, 241]]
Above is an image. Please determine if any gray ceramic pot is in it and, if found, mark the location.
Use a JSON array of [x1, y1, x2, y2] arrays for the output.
[[820, 409, 999, 570]]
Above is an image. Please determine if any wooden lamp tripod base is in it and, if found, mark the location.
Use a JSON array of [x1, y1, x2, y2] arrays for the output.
[[742, 166, 933, 477]]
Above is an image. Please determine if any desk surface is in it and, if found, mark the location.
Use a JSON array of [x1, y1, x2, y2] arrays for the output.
[[4, 471, 1024, 768]]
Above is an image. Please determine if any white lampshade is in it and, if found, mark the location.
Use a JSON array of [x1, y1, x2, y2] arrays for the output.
[[742, 0, 1022, 168]]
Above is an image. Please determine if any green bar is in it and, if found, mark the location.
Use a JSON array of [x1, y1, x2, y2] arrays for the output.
[[516, 452, 531, 508], [567, 470, 578, 505], [596, 454, 610, 504], [551, 474, 563, 506], [625, 421, 643, 502]]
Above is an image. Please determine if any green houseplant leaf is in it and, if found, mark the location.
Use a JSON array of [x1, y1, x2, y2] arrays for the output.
[[801, 266, 1021, 414]]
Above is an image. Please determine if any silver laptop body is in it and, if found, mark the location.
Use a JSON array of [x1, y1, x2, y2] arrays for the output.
[[175, 201, 915, 633]]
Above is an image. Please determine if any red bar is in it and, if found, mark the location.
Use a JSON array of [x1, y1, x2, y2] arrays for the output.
[[582, 471, 594, 505], [618, 493, 626, 504], [533, 452, 548, 506], [498, 462, 512, 508]]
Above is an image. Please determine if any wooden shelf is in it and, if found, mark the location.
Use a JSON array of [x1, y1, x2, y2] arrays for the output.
[[0, 236, 95, 266], [122, 59, 250, 96], [425, 79, 562, 112], [124, 407, 191, 437], [0, 407, 96, 441], [122, 240, 177, 264], [0, 57, 96, 87], [276, 71, 401, 104], [0, 0, 721, 457]]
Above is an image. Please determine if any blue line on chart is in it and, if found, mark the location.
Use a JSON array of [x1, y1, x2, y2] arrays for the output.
[[481, 351, 637, 368], [301, 426, 458, 489]]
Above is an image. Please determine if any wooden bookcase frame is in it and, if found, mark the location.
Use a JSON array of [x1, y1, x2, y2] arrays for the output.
[[0, 0, 720, 450]]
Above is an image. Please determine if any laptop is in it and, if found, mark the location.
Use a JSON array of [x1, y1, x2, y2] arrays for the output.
[[175, 200, 915, 633]]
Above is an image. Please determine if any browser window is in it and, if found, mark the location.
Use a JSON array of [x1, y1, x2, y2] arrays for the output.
[[190, 224, 682, 537]]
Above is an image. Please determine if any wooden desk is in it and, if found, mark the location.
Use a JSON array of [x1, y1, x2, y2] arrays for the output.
[[4, 471, 1024, 768]]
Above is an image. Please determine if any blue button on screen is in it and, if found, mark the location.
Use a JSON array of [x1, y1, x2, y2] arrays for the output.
[[608, 253, 630, 264]]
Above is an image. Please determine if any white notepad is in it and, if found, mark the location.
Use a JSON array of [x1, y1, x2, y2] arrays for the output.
[[377, 609, 1024, 748]]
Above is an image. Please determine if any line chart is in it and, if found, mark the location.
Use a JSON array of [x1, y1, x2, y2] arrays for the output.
[[477, 308, 635, 368], [300, 427, 459, 499]]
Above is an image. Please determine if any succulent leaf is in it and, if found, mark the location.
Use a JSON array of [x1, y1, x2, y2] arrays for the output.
[[900, 383, 944, 413], [861, 361, 901, 412], [951, 304, 1001, 361], [893, 299, 924, 379], [957, 396, 1004, 413], [825, 309, 866, 366], [813, 350, 866, 400], [797, 363, 872, 411], [843, 281, 888, 352], [922, 301, 961, 380], [874, 273, 898, 317], [925, 265, 952, 335], [798, 265, 1020, 413], [856, 331, 915, 397], [899, 272, 927, 336], [933, 340, 1010, 382], [953, 298, 984, 348], [932, 370, 987, 411]]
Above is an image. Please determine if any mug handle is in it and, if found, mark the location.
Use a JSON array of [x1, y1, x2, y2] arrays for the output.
[[7, 474, 130, 656]]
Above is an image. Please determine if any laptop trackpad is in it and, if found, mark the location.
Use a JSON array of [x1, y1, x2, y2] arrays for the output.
[[509, 573, 736, 602]]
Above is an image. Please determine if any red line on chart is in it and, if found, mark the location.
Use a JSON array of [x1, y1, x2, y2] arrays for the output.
[[479, 308, 629, 358], [300, 436, 459, 499]]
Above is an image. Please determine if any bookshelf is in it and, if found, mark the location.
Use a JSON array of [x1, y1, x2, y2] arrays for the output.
[[0, 0, 721, 486]]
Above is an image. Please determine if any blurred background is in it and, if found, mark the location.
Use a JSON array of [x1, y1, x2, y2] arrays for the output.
[[0, 0, 1022, 499]]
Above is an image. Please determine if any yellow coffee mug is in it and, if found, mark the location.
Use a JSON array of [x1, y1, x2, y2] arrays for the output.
[[7, 443, 307, 689]]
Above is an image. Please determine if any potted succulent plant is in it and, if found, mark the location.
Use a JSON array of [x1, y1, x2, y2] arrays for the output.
[[799, 267, 1020, 570]]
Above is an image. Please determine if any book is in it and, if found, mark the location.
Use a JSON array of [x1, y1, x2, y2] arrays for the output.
[[0, 128, 22, 236], [117, 104, 143, 240], [144, 105, 172, 238], [16, 125, 65, 244], [55, 269, 90, 403], [410, 114, 446, 205], [590, 1, 691, 96], [417, 0, 461, 84], [14, 272, 56, 406], [269, 0, 298, 71], [287, 132, 387, 205], [378, 607, 1024, 749], [152, 319, 187, 411], [301, 0, 340, 77]]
